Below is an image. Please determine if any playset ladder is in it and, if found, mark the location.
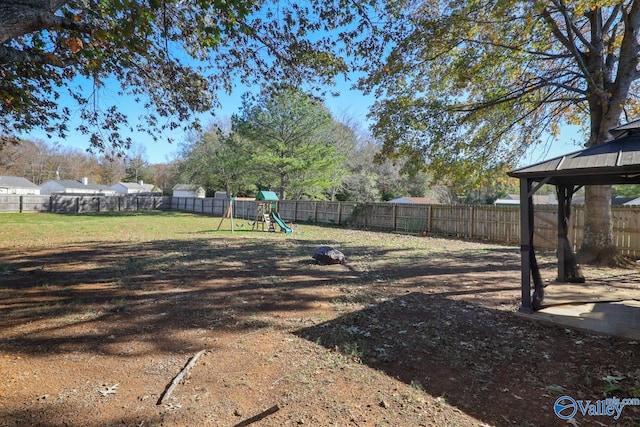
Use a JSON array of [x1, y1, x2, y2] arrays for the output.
[[263, 213, 275, 232]]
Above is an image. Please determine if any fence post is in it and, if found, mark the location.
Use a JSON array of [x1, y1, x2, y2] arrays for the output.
[[19, 196, 24, 213], [76, 197, 80, 214], [364, 203, 368, 228], [393, 203, 397, 231], [469, 205, 474, 238], [337, 202, 342, 225], [427, 205, 432, 233]]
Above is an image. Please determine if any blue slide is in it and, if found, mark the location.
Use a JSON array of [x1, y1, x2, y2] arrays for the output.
[[271, 211, 293, 233]]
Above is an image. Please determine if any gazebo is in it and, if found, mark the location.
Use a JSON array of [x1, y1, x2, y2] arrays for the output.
[[508, 121, 640, 313]]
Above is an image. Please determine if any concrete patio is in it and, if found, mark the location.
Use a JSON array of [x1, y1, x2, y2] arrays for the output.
[[516, 278, 640, 340]]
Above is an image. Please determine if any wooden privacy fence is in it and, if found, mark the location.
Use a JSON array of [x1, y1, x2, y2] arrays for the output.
[[5, 194, 640, 257], [0, 195, 170, 214], [170, 197, 640, 257]]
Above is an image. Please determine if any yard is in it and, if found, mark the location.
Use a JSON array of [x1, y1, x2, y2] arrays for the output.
[[0, 211, 639, 426]]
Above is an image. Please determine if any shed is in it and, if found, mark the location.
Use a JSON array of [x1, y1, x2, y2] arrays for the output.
[[508, 120, 640, 312], [0, 176, 40, 195]]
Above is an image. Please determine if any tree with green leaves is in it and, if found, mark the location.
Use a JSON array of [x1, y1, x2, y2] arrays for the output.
[[322, 120, 359, 201], [330, 120, 379, 202], [362, 0, 640, 264], [613, 184, 640, 198], [232, 87, 344, 199], [120, 143, 152, 183], [178, 121, 256, 197], [1, 0, 377, 153]]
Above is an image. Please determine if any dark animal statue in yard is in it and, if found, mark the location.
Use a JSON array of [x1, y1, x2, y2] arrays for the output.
[[312, 246, 345, 265]]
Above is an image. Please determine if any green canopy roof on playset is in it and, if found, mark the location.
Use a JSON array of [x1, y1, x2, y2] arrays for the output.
[[255, 191, 279, 201]]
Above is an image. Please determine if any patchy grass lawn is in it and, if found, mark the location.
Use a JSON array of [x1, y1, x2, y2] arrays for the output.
[[0, 211, 639, 426]]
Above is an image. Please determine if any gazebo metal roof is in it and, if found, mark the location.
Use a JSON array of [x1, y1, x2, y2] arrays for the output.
[[509, 127, 640, 185], [508, 120, 640, 312]]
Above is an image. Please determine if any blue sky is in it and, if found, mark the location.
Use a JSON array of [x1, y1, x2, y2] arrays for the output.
[[23, 76, 376, 164], [521, 125, 586, 166], [23, 74, 585, 167]]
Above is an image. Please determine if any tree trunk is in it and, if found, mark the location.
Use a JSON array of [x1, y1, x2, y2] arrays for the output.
[[577, 185, 617, 265], [279, 172, 287, 200]]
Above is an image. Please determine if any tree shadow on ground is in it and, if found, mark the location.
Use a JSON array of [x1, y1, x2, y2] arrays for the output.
[[2, 402, 165, 427], [0, 236, 364, 356], [295, 292, 640, 427], [0, 235, 547, 358]]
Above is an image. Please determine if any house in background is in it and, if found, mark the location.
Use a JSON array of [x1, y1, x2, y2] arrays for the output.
[[494, 193, 558, 206], [387, 196, 440, 204], [111, 181, 161, 195], [172, 184, 206, 198], [0, 176, 41, 195], [572, 195, 640, 206], [40, 178, 116, 196], [613, 196, 640, 205]]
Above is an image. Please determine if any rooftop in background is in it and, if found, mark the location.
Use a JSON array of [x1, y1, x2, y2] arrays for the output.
[[0, 176, 41, 195], [494, 194, 557, 206], [387, 197, 439, 204], [39, 178, 116, 195], [112, 181, 160, 194], [0, 176, 40, 189]]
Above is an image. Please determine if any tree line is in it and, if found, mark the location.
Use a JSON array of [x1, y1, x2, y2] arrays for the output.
[[177, 86, 443, 201], [0, 139, 178, 192], [1, 86, 518, 203]]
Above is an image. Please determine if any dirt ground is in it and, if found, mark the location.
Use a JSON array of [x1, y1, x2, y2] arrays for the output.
[[1, 219, 640, 426]]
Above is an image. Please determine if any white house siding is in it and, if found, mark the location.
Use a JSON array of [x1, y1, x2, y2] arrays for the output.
[[111, 183, 132, 194], [172, 185, 205, 198], [111, 182, 159, 194], [173, 190, 205, 198], [0, 187, 40, 195]]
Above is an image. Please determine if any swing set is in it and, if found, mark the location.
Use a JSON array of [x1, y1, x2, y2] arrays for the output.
[[216, 195, 236, 232], [215, 191, 293, 233]]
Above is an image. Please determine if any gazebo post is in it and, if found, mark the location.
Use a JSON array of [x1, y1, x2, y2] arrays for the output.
[[518, 178, 533, 312], [557, 185, 567, 281], [555, 185, 584, 283]]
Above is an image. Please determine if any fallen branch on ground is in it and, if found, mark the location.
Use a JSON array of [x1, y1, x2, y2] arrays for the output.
[[157, 349, 208, 405], [233, 404, 280, 427]]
